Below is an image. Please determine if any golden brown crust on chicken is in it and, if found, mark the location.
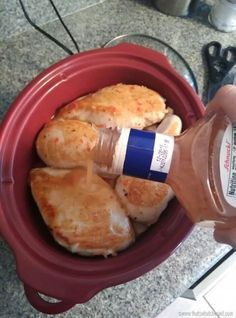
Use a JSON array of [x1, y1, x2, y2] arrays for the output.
[[115, 176, 174, 225], [56, 84, 167, 129], [30, 167, 135, 256], [145, 107, 175, 132], [31, 84, 183, 254], [36, 119, 98, 168]]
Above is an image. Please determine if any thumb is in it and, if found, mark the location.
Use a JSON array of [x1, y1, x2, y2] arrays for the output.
[[206, 85, 236, 122], [214, 227, 236, 248]]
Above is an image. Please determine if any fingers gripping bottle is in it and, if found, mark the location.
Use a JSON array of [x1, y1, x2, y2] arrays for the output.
[[95, 110, 236, 228]]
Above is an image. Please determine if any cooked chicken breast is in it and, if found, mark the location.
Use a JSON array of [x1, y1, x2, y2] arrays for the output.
[[56, 84, 167, 129], [115, 176, 174, 225], [145, 113, 182, 135], [30, 167, 135, 257], [156, 114, 182, 136], [145, 107, 174, 132], [115, 113, 182, 225], [131, 221, 149, 236], [36, 119, 98, 168]]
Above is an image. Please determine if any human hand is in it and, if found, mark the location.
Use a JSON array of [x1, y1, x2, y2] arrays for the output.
[[214, 227, 236, 247], [207, 85, 236, 247], [206, 84, 236, 120]]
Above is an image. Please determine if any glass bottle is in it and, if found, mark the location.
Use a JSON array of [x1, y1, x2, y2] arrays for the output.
[[95, 110, 236, 228]]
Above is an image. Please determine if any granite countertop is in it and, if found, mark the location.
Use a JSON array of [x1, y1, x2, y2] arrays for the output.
[[0, 0, 235, 317]]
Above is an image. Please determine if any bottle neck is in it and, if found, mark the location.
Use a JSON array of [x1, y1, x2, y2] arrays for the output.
[[95, 128, 175, 182], [94, 128, 121, 169]]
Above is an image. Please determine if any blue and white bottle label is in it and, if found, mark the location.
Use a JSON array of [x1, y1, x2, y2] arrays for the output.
[[112, 128, 174, 182]]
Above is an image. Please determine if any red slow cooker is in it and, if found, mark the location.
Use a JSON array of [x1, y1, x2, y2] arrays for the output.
[[0, 43, 204, 314]]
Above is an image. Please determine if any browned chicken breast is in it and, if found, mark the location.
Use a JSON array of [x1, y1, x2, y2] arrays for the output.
[[36, 119, 98, 168], [145, 107, 174, 132], [156, 114, 182, 135], [115, 176, 174, 225], [145, 113, 182, 135], [31, 84, 182, 252], [56, 83, 167, 129], [30, 167, 135, 256]]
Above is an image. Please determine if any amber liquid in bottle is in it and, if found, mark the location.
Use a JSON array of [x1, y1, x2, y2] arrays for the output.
[[167, 111, 236, 228], [95, 111, 236, 228]]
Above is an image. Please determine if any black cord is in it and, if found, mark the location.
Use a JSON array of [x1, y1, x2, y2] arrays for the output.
[[19, 0, 80, 55], [48, 0, 80, 53]]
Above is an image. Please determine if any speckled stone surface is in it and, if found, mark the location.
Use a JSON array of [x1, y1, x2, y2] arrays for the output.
[[0, 0, 106, 40], [0, 0, 235, 317]]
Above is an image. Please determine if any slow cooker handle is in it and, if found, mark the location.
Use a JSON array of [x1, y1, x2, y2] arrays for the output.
[[24, 284, 76, 314]]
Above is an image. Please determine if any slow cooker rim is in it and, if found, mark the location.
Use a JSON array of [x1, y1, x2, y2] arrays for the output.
[[0, 44, 202, 299]]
